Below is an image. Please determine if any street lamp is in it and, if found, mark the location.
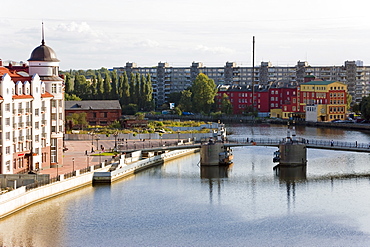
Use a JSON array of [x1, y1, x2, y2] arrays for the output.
[[114, 130, 119, 151], [96, 136, 100, 151], [72, 158, 75, 172]]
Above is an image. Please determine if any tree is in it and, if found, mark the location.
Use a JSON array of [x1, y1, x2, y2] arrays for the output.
[[103, 72, 112, 99], [66, 112, 88, 129], [191, 73, 217, 114], [346, 93, 352, 110], [65, 93, 81, 101], [166, 92, 182, 106], [135, 73, 141, 107], [96, 73, 104, 99], [129, 72, 136, 104], [179, 90, 192, 112], [64, 73, 74, 94], [119, 72, 130, 105], [220, 94, 233, 115], [360, 96, 370, 120], [111, 70, 118, 99]]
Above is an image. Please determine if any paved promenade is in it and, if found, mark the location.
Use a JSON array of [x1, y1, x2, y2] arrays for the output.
[[40, 139, 180, 177]]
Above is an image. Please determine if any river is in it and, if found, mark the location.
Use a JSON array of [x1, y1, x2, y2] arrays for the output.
[[1, 124, 370, 247]]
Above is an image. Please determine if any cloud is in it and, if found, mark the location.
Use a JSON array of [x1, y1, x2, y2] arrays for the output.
[[51, 22, 104, 44], [195, 45, 234, 54], [133, 39, 160, 48]]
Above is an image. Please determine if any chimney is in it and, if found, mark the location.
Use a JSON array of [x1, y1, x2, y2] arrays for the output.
[[0, 59, 2, 66]]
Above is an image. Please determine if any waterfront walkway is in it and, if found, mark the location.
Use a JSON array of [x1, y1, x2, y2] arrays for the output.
[[40, 139, 181, 177]]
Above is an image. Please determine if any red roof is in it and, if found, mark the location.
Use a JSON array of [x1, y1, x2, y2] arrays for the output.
[[0, 67, 31, 82], [41, 92, 54, 98], [12, 95, 34, 100]]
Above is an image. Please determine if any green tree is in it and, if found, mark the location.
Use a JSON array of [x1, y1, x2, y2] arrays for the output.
[[220, 94, 233, 115], [96, 73, 104, 99], [65, 93, 81, 101], [89, 75, 97, 99], [119, 72, 130, 105], [64, 73, 74, 94], [103, 72, 112, 99], [135, 73, 141, 107], [179, 90, 192, 112], [66, 112, 88, 129], [111, 70, 118, 99], [129, 72, 136, 104], [166, 92, 182, 106], [346, 93, 352, 110], [360, 96, 370, 120], [191, 73, 217, 114]]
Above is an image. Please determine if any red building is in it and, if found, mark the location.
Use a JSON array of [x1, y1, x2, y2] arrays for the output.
[[215, 85, 270, 115], [65, 100, 121, 128]]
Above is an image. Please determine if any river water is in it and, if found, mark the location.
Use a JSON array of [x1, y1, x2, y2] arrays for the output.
[[2, 124, 370, 247]]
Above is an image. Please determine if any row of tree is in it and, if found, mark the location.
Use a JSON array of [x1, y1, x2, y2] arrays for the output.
[[63, 68, 235, 115], [64, 69, 155, 112]]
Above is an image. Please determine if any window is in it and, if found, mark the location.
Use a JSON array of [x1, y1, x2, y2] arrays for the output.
[[6, 132, 10, 140], [5, 118, 10, 126], [6, 146, 10, 154], [52, 84, 57, 93], [35, 108, 39, 116], [35, 122, 39, 129], [5, 103, 10, 112]]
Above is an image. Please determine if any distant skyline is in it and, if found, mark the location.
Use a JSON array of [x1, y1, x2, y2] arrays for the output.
[[1, 0, 370, 70]]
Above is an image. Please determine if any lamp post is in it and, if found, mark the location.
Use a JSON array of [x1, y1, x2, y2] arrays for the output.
[[56, 162, 59, 180], [114, 130, 119, 151], [96, 136, 100, 151], [177, 131, 180, 143], [72, 158, 75, 172]]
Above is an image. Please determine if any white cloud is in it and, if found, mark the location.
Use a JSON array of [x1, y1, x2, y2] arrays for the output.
[[195, 45, 234, 54], [133, 39, 160, 48]]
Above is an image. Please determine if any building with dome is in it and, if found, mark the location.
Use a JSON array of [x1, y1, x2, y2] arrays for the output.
[[0, 36, 64, 174]]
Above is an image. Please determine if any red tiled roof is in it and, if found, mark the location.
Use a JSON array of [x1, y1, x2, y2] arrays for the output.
[[12, 95, 34, 99], [41, 92, 54, 98], [0, 67, 31, 82]]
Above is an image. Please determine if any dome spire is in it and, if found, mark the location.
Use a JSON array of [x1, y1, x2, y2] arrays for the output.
[[41, 21, 45, 46]]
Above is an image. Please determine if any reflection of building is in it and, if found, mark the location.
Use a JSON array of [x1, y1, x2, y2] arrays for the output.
[[65, 100, 121, 127], [0, 36, 64, 174]]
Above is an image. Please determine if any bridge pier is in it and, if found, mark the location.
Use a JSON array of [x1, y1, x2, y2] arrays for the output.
[[200, 142, 233, 166], [273, 122, 307, 167]]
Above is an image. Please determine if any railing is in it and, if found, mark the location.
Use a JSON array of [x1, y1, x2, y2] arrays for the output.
[[227, 137, 370, 150]]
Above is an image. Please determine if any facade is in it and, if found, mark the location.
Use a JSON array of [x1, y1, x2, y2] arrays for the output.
[[0, 39, 64, 174], [65, 100, 121, 128], [114, 60, 369, 108], [215, 84, 270, 115], [299, 81, 347, 122]]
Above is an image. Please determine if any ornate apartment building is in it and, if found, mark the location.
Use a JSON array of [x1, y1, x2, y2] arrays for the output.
[[0, 38, 64, 174], [114, 60, 370, 107]]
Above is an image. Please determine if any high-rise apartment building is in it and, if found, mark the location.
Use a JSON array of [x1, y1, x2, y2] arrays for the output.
[[114, 60, 370, 107]]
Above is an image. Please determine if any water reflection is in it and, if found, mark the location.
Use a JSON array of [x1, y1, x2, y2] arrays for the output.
[[274, 165, 307, 214], [274, 165, 307, 182], [200, 165, 232, 204], [200, 165, 232, 179]]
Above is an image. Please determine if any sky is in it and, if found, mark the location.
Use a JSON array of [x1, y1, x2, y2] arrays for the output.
[[1, 0, 370, 70]]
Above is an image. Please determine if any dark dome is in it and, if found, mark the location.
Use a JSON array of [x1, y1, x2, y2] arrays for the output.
[[28, 41, 59, 62]]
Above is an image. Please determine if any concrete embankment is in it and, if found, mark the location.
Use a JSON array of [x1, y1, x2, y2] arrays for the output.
[[0, 165, 111, 219], [0, 149, 198, 219], [93, 148, 199, 184]]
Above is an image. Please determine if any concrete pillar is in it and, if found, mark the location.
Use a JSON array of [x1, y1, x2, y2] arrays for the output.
[[200, 142, 224, 166], [279, 142, 307, 166]]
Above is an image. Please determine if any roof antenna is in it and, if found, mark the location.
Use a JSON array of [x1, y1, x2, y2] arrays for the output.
[[41, 21, 45, 45]]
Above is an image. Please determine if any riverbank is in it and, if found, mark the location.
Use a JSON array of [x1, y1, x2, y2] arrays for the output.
[[0, 148, 199, 219]]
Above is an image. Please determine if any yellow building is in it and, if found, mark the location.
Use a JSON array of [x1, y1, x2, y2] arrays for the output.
[[299, 81, 347, 122]]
